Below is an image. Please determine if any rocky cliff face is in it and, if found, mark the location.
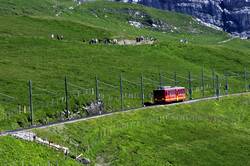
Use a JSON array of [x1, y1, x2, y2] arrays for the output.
[[115, 0, 250, 38]]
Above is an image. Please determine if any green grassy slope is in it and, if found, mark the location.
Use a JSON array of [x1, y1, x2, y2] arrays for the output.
[[0, 136, 80, 165], [32, 94, 250, 166], [0, 0, 250, 131], [0, 0, 75, 16]]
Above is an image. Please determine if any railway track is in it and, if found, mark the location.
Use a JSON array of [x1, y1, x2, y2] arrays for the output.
[[1, 92, 250, 137]]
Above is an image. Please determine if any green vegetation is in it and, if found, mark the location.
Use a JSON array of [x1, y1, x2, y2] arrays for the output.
[[0, 0, 250, 131], [0, 136, 80, 165], [32, 94, 250, 166]]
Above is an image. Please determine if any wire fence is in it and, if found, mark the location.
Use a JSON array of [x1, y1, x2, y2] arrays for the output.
[[0, 68, 249, 131]]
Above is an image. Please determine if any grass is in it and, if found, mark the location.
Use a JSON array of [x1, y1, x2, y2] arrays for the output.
[[0, 136, 80, 165], [0, 15, 112, 41], [31, 94, 250, 166], [0, 0, 250, 131]]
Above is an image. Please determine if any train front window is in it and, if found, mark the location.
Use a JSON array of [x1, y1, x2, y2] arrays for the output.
[[154, 90, 165, 99]]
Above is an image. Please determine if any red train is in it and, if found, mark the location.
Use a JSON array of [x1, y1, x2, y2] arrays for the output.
[[153, 86, 186, 104]]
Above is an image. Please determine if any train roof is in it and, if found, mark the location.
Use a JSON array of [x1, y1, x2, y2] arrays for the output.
[[155, 86, 185, 91]]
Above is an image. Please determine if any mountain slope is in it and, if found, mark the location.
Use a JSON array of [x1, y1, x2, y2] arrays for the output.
[[116, 0, 250, 38], [33, 94, 250, 165], [0, 0, 249, 131], [1, 94, 249, 165]]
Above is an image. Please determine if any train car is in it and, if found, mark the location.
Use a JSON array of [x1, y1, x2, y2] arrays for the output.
[[153, 86, 186, 104]]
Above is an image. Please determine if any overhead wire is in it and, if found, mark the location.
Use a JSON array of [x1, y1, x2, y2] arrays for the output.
[[0, 92, 16, 100], [98, 80, 119, 89], [68, 83, 91, 90], [143, 77, 160, 85], [35, 87, 58, 95], [122, 78, 140, 86]]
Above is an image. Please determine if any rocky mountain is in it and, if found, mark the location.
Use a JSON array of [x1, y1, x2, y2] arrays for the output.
[[113, 0, 250, 38]]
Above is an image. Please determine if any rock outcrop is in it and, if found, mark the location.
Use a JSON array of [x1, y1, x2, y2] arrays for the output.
[[114, 0, 250, 38]]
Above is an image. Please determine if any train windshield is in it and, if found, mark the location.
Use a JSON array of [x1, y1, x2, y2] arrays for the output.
[[153, 90, 165, 99]]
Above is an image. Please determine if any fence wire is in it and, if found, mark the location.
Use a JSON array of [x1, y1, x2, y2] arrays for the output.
[[0, 69, 249, 130]]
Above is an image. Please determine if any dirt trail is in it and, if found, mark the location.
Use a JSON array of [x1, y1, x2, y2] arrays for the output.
[[218, 37, 236, 44]]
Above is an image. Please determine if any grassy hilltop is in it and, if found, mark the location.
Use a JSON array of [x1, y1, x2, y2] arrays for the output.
[[0, 0, 250, 130]]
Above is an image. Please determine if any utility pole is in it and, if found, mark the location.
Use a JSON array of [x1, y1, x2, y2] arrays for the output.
[[28, 80, 33, 126], [174, 72, 177, 87], [216, 75, 220, 99], [64, 76, 69, 119], [140, 74, 144, 107], [120, 73, 124, 111], [244, 67, 248, 92], [95, 76, 99, 101], [159, 72, 163, 87], [188, 72, 192, 100], [225, 72, 229, 95], [212, 68, 215, 93], [201, 66, 205, 97]]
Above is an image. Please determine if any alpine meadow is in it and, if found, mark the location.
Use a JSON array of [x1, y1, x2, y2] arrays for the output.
[[0, 0, 250, 165]]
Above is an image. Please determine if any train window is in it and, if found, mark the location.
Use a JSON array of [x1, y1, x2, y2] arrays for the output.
[[154, 90, 165, 99], [178, 89, 185, 94], [168, 90, 175, 96]]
